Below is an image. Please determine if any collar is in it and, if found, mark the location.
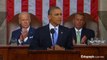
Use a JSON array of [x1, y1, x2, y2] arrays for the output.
[[21, 26, 30, 32], [27, 26, 30, 32], [49, 23, 59, 33], [75, 28, 82, 32], [49, 23, 59, 30]]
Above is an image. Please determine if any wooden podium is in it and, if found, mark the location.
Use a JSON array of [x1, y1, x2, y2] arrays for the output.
[[0, 45, 80, 60], [1, 45, 107, 60], [28, 50, 80, 60]]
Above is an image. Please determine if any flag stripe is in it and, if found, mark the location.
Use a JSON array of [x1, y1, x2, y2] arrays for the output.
[[56, 0, 63, 11], [56, 0, 63, 24], [6, 0, 15, 44], [42, 0, 49, 25], [7, 0, 14, 22], [50, 0, 56, 7], [84, 0, 91, 14], [70, 0, 77, 15], [63, 0, 70, 22], [14, 0, 21, 15], [91, 0, 98, 22], [36, 0, 42, 23], [22, 0, 28, 12], [77, 0, 84, 13], [7, 0, 98, 23], [28, 0, 36, 15]]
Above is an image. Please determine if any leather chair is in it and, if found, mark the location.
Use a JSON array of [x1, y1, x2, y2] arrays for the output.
[[7, 13, 42, 44], [64, 13, 99, 38]]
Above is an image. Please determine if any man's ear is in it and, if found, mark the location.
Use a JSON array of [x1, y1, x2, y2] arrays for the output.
[[19, 19, 21, 25], [48, 15, 51, 21], [72, 19, 75, 25]]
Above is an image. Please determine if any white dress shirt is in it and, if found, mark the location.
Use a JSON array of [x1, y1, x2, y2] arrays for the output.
[[75, 28, 82, 37], [49, 23, 59, 41]]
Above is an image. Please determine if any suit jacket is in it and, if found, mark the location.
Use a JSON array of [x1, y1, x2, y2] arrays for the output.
[[29, 24, 73, 50], [70, 27, 95, 44], [10, 27, 36, 45]]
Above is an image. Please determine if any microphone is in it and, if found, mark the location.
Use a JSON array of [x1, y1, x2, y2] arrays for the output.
[[50, 29, 55, 35], [50, 29, 55, 41], [50, 29, 55, 50]]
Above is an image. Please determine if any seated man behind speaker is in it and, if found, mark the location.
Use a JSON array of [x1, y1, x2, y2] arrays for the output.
[[29, 6, 73, 50], [10, 12, 36, 45], [70, 13, 95, 45]]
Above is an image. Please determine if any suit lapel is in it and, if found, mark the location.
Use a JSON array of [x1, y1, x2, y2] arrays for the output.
[[17, 29, 22, 39], [28, 27, 33, 37], [46, 25, 52, 45], [28, 27, 31, 37], [57, 26, 62, 43], [81, 28, 85, 39], [28, 27, 34, 39], [72, 28, 77, 43]]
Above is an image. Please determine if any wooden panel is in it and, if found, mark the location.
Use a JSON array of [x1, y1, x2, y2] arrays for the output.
[[74, 45, 107, 60], [0, 45, 107, 60], [8, 46, 29, 60], [74, 45, 99, 55], [28, 50, 80, 60], [0, 46, 8, 60], [99, 46, 107, 60]]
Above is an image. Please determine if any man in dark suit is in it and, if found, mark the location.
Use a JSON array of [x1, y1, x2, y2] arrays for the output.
[[70, 13, 95, 45], [10, 12, 36, 45], [29, 6, 73, 50]]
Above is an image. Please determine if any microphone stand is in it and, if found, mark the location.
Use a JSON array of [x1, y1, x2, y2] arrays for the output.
[[50, 29, 55, 50]]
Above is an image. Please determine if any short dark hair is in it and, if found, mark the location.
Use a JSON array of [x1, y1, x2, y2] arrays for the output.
[[48, 6, 61, 15]]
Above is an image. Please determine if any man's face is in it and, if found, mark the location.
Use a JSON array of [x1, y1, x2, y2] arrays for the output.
[[73, 14, 85, 29], [19, 14, 30, 28], [48, 9, 62, 26]]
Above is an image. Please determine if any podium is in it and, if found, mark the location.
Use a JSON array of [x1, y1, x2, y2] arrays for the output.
[[28, 50, 80, 60], [0, 45, 80, 60], [1, 45, 107, 60]]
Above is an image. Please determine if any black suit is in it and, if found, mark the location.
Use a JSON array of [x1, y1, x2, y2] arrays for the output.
[[70, 27, 95, 44], [29, 24, 73, 50]]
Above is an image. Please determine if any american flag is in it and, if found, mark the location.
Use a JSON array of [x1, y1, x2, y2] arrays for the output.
[[7, 0, 98, 25]]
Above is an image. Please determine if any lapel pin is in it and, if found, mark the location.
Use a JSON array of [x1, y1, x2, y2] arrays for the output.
[[61, 32, 63, 34]]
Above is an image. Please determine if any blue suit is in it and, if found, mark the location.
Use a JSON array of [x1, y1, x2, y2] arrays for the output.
[[29, 24, 73, 50], [10, 27, 36, 45], [69, 27, 95, 44]]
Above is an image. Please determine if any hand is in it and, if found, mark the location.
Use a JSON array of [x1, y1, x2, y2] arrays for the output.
[[73, 39, 76, 45], [21, 29, 28, 38], [19, 34, 24, 41], [54, 45, 65, 50], [47, 46, 54, 50], [19, 29, 28, 41], [47, 45, 65, 50], [81, 35, 87, 44]]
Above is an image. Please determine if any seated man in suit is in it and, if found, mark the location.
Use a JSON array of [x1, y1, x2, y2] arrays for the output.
[[29, 6, 73, 50], [70, 13, 95, 45], [10, 12, 36, 45]]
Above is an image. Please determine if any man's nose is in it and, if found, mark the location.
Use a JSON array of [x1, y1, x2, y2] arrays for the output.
[[58, 15, 62, 18]]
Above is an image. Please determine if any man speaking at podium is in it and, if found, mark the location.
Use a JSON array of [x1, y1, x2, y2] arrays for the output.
[[29, 6, 73, 50]]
